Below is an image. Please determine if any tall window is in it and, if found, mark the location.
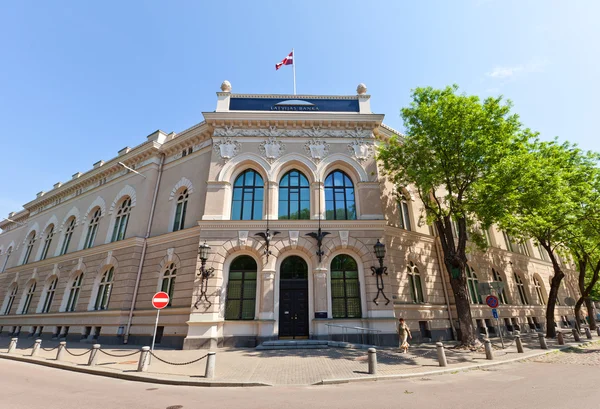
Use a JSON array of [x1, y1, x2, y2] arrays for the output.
[[534, 276, 545, 305], [517, 241, 530, 256], [40, 225, 55, 260], [111, 197, 132, 242], [535, 242, 548, 261], [325, 170, 356, 220], [23, 231, 36, 265], [22, 281, 37, 314], [466, 266, 482, 304], [279, 170, 310, 220], [514, 273, 528, 304], [66, 273, 84, 312], [41, 278, 58, 313], [231, 170, 264, 220], [503, 232, 514, 252], [161, 263, 177, 306], [225, 256, 257, 320], [172, 189, 189, 231], [1, 247, 11, 272], [492, 269, 508, 304], [60, 217, 76, 255], [398, 194, 412, 231], [407, 262, 424, 303], [331, 255, 362, 318], [94, 267, 114, 310], [4, 285, 18, 314], [84, 208, 101, 249]]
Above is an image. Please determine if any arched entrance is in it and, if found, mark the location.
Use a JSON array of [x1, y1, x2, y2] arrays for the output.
[[279, 256, 309, 339]]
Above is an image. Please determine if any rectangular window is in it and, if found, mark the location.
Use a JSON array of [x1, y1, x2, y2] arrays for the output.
[[331, 270, 362, 318], [225, 271, 257, 320]]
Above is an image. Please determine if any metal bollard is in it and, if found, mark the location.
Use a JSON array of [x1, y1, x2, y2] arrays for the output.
[[584, 327, 592, 340], [137, 347, 150, 372], [515, 335, 524, 353], [31, 339, 42, 357], [8, 338, 18, 354], [367, 348, 377, 375], [572, 328, 581, 342], [56, 341, 66, 361], [205, 351, 216, 378], [436, 342, 447, 367], [484, 339, 494, 360], [538, 333, 548, 349], [87, 344, 100, 366], [557, 331, 565, 345]]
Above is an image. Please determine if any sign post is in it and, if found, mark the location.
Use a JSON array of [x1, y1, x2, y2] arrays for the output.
[[486, 295, 504, 348], [150, 291, 169, 363]]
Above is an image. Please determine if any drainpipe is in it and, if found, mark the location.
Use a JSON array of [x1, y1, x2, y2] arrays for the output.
[[434, 236, 457, 340], [124, 153, 165, 344]]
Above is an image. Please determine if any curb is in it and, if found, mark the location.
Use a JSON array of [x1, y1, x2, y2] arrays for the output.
[[313, 340, 597, 385], [0, 352, 271, 388]]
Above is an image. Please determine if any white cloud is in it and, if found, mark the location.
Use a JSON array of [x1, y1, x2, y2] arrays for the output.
[[486, 60, 548, 80]]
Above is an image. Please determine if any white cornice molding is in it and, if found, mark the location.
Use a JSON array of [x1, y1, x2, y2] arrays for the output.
[[202, 112, 385, 125], [229, 93, 361, 100], [197, 220, 387, 231]]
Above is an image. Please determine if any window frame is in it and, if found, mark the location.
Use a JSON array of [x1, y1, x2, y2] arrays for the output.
[[330, 254, 362, 318], [40, 225, 55, 260], [466, 266, 483, 304], [4, 285, 18, 314], [514, 272, 529, 305], [23, 232, 36, 265], [172, 189, 189, 232], [278, 170, 311, 220], [21, 281, 37, 314], [41, 278, 58, 313], [324, 170, 357, 220], [111, 197, 132, 242], [60, 217, 76, 256], [407, 261, 424, 303], [161, 263, 177, 307], [224, 256, 258, 320], [492, 269, 508, 304], [94, 267, 114, 311], [84, 208, 101, 249], [231, 170, 264, 221], [66, 273, 84, 312], [398, 194, 412, 231], [534, 276, 545, 305]]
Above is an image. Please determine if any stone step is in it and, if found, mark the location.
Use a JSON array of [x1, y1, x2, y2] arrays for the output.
[[255, 344, 326, 350], [261, 340, 328, 347]]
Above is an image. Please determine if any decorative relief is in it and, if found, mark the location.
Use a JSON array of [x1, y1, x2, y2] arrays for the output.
[[52, 264, 60, 278], [259, 138, 286, 163], [238, 231, 249, 247], [212, 127, 373, 139], [213, 126, 237, 137], [213, 138, 241, 161], [339, 231, 349, 248], [289, 231, 299, 247], [167, 248, 175, 261], [347, 138, 374, 162], [106, 251, 113, 266], [260, 126, 280, 138], [304, 139, 330, 163]]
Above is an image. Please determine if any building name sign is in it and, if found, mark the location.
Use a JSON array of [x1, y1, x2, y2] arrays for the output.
[[230, 97, 359, 113], [270, 104, 320, 111]]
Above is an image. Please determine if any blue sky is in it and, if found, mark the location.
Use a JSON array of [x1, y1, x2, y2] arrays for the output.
[[1, 1, 599, 218]]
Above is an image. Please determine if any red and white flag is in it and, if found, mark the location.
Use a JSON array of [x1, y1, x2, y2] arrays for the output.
[[275, 51, 293, 70]]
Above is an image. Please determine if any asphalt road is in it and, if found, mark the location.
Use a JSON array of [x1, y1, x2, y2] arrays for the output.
[[1, 358, 598, 409]]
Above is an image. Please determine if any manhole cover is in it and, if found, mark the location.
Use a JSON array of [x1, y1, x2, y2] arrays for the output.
[[166, 406, 183, 409]]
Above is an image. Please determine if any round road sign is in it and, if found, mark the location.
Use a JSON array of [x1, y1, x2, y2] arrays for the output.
[[152, 291, 170, 309], [486, 295, 499, 308]]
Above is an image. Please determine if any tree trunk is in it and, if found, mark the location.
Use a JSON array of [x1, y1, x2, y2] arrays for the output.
[[585, 297, 597, 330], [448, 273, 477, 344], [542, 242, 564, 338], [574, 298, 584, 332]]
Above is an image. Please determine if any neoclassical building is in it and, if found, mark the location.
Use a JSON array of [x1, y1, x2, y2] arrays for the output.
[[0, 82, 584, 349]]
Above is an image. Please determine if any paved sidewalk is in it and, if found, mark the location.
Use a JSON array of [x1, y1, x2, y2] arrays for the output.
[[0, 333, 594, 386]]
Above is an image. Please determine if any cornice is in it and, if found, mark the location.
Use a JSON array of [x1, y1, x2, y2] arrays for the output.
[[384, 225, 436, 243], [197, 220, 387, 231], [146, 225, 202, 246], [202, 112, 385, 128], [1, 236, 145, 275], [229, 93, 360, 100]]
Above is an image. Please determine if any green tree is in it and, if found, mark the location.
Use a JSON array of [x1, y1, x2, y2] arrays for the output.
[[489, 140, 599, 337], [378, 85, 531, 345]]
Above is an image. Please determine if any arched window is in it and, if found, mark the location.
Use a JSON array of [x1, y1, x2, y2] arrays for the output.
[[161, 262, 177, 306], [325, 170, 356, 220], [23, 231, 36, 265], [172, 189, 189, 231], [3, 285, 18, 314], [231, 170, 264, 220], [398, 194, 412, 231], [84, 208, 101, 249], [331, 255, 362, 318], [279, 170, 310, 220], [40, 225, 55, 260], [514, 272, 528, 305], [534, 276, 545, 305], [492, 269, 508, 304], [2, 246, 12, 272], [225, 256, 257, 320], [41, 278, 58, 313], [407, 262, 424, 303], [111, 197, 132, 242], [94, 267, 114, 310], [66, 273, 84, 312], [466, 266, 482, 304], [21, 281, 37, 314], [60, 217, 76, 255]]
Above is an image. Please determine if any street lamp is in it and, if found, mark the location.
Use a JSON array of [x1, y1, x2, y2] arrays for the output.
[[194, 242, 215, 309], [371, 239, 390, 305]]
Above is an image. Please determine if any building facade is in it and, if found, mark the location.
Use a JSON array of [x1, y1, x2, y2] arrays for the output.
[[0, 82, 586, 349]]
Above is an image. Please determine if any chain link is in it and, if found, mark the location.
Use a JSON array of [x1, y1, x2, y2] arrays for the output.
[[64, 347, 91, 357], [148, 351, 208, 366], [98, 349, 141, 358], [41, 346, 59, 352], [19, 341, 37, 350]]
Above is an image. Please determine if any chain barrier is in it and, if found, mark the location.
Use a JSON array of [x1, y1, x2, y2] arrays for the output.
[[148, 351, 208, 366], [41, 346, 59, 352], [98, 349, 141, 358], [64, 347, 91, 357], [19, 341, 37, 350]]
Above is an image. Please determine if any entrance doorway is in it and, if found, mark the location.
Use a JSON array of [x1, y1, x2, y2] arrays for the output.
[[279, 256, 309, 339]]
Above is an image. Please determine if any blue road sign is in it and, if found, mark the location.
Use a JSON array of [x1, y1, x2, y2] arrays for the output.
[[486, 295, 499, 308], [492, 308, 499, 319]]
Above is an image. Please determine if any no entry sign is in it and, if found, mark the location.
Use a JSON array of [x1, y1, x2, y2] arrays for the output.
[[486, 295, 499, 308], [152, 291, 170, 309]]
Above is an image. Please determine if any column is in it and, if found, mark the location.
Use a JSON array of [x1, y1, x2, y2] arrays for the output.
[[266, 181, 278, 220], [311, 181, 324, 220]]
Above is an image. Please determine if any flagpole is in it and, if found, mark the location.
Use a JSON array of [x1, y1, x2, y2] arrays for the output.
[[292, 48, 296, 95]]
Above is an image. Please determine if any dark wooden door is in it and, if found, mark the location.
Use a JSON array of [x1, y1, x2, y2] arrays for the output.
[[279, 286, 309, 338]]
